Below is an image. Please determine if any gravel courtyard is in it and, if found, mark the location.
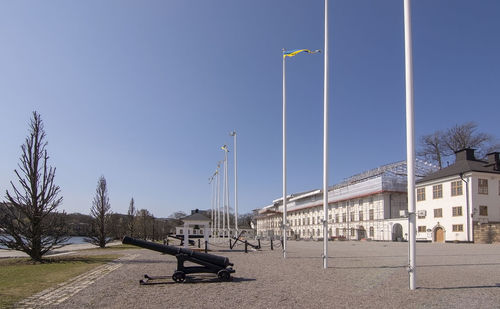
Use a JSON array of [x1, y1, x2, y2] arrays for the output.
[[46, 240, 499, 309]]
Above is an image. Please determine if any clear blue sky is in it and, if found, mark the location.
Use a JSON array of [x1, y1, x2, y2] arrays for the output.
[[0, 1, 498, 218]]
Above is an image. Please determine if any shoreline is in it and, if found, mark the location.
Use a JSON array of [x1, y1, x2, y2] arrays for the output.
[[0, 240, 122, 259]]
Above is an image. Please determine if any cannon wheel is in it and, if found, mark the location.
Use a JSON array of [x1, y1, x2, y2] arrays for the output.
[[172, 271, 186, 283], [217, 269, 231, 282]]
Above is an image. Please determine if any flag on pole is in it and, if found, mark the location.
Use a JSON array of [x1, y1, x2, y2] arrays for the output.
[[283, 49, 321, 58]]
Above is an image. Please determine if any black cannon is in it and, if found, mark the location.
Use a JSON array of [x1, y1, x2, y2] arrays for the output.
[[122, 236, 235, 283]]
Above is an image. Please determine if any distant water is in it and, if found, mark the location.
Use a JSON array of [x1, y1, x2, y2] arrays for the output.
[[0, 235, 89, 249]]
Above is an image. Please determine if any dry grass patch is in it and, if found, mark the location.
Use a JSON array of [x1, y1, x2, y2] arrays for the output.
[[83, 243, 137, 251], [0, 254, 120, 308]]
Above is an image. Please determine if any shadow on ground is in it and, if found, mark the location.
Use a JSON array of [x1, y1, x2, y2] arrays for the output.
[[135, 275, 256, 285], [418, 283, 500, 290]]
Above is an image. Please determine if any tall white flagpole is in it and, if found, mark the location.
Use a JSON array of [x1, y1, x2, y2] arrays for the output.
[[222, 152, 226, 237], [216, 163, 221, 238], [282, 49, 288, 259], [322, 0, 330, 269], [225, 149, 231, 236], [230, 131, 238, 232], [210, 174, 214, 237], [403, 0, 417, 290]]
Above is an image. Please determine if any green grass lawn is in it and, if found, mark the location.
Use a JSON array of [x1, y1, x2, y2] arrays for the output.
[[0, 254, 121, 308]]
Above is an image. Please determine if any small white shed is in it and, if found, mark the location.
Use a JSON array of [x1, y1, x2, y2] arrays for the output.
[[180, 209, 211, 248]]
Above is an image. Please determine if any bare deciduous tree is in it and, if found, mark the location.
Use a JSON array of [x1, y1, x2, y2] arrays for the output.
[[418, 122, 498, 168], [0, 112, 67, 261], [127, 197, 136, 237], [417, 131, 447, 169], [169, 211, 187, 219], [85, 176, 112, 248], [137, 209, 152, 240], [444, 122, 493, 156]]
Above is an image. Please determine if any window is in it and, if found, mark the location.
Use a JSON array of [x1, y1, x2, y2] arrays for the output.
[[452, 224, 464, 232], [369, 209, 374, 220], [179, 229, 183, 234], [335, 214, 339, 223], [307, 217, 310, 225], [312, 217, 315, 225], [342, 213, 346, 222], [335, 228, 339, 236], [328, 214, 332, 220], [317, 229, 320, 236], [369, 226, 374, 237], [359, 211, 363, 221], [418, 211, 426, 219], [479, 205, 488, 216], [417, 188, 426, 201], [451, 181, 463, 196], [433, 184, 442, 199], [418, 226, 426, 233], [342, 228, 347, 235], [452, 206, 463, 217], [350, 212, 355, 222], [434, 208, 443, 218], [478, 178, 488, 194], [350, 228, 355, 236], [359, 199, 363, 206]]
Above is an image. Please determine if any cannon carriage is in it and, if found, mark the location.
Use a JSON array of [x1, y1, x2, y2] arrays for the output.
[[122, 236, 235, 283]]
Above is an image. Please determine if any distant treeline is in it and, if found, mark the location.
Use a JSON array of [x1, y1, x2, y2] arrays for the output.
[[65, 212, 181, 241], [1, 203, 255, 241]]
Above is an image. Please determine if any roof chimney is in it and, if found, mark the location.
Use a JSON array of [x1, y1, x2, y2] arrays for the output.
[[486, 152, 500, 171], [455, 148, 476, 161]]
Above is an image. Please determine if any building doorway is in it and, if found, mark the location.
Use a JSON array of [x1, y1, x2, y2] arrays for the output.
[[358, 226, 366, 240], [392, 223, 403, 241], [434, 227, 445, 243]]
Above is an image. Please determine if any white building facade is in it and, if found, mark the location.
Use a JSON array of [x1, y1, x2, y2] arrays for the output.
[[416, 149, 500, 243], [256, 160, 437, 241]]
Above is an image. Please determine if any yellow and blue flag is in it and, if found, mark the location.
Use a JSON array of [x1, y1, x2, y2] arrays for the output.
[[283, 49, 321, 58]]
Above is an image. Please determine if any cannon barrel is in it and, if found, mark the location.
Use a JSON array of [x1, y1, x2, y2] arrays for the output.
[[122, 236, 233, 267]]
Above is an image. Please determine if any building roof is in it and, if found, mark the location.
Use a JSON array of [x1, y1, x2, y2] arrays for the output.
[[417, 149, 500, 183], [181, 209, 210, 222], [331, 159, 437, 190], [258, 159, 439, 214]]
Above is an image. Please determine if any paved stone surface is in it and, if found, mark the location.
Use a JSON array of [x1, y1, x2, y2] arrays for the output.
[[15, 254, 138, 309], [12, 241, 500, 308]]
